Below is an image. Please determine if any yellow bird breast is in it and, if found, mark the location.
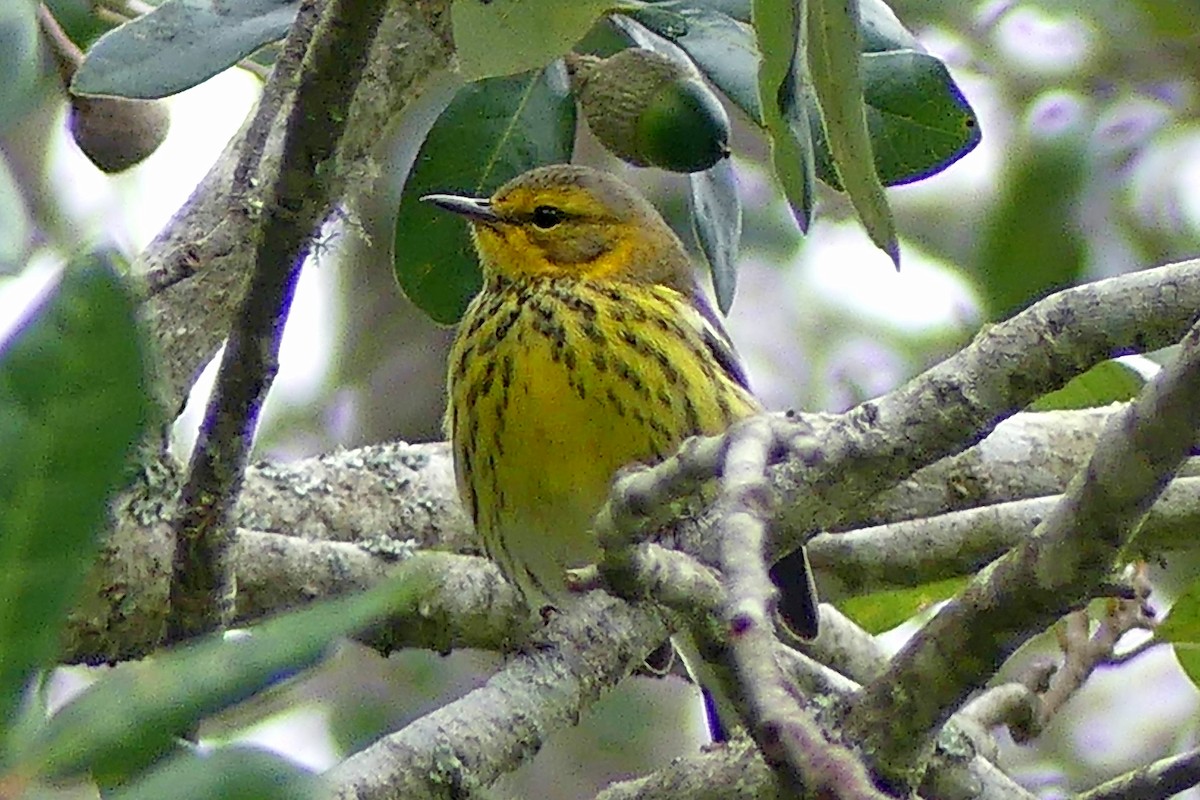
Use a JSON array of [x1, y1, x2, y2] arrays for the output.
[[448, 277, 755, 607]]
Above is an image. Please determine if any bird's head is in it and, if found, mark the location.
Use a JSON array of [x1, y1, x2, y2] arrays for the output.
[[422, 165, 691, 288]]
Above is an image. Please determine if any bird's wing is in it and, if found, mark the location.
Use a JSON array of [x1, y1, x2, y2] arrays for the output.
[[686, 285, 752, 393]]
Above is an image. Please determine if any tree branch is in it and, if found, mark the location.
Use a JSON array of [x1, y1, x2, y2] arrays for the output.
[[843, 314, 1200, 791], [769, 258, 1200, 557], [1076, 746, 1200, 800], [167, 0, 393, 641], [137, 0, 454, 407], [808, 475, 1200, 595], [715, 419, 888, 800], [326, 593, 668, 800]]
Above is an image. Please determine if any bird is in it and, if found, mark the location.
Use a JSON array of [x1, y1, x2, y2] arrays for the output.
[[423, 164, 817, 736]]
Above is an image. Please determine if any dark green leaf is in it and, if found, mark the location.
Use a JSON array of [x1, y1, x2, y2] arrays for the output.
[[452, 0, 615, 80], [394, 64, 575, 324], [841, 577, 967, 634], [973, 100, 1086, 320], [637, 0, 976, 191], [808, 49, 980, 189], [807, 0, 898, 265], [108, 746, 321, 800], [689, 160, 742, 314], [0, 256, 153, 745], [1029, 361, 1145, 412], [42, 0, 115, 49], [72, 0, 300, 99], [17, 555, 445, 781]]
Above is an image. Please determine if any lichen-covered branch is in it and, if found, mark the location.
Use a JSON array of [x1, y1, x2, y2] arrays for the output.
[[843, 316, 1200, 791], [167, 0, 395, 641], [325, 592, 668, 800]]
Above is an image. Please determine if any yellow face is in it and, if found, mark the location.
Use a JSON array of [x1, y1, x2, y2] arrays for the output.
[[475, 182, 641, 280], [424, 165, 688, 286]]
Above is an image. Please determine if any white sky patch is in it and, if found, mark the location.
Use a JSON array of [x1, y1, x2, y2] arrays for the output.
[[47, 67, 260, 254], [799, 220, 980, 332]]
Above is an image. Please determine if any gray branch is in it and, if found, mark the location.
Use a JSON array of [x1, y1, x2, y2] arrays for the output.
[[843, 313, 1200, 790]]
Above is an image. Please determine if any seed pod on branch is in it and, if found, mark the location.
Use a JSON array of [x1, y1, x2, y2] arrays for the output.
[[566, 48, 730, 174]]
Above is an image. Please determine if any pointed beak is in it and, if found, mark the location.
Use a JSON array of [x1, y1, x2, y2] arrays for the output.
[[420, 193, 500, 223]]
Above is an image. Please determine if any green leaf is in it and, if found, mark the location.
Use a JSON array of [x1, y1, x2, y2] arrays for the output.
[[973, 96, 1087, 321], [0, 151, 31, 273], [1159, 576, 1200, 689], [1029, 360, 1145, 412], [841, 576, 967, 634], [452, 0, 619, 81], [807, 0, 898, 265], [689, 160, 742, 314], [0, 0, 40, 130], [72, 0, 300, 99], [394, 64, 576, 324], [108, 746, 321, 800], [754, 0, 815, 229], [807, 49, 980, 189], [0, 256, 153, 747], [16, 555, 445, 781], [637, 0, 977, 192]]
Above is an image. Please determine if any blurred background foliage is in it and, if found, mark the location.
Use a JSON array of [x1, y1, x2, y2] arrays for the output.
[[2, 0, 1200, 798]]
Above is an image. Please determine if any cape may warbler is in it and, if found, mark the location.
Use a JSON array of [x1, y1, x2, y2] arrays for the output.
[[424, 165, 816, 640]]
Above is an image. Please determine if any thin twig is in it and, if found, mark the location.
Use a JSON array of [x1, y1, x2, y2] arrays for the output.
[[1076, 746, 1200, 800], [1037, 572, 1155, 730], [167, 0, 390, 641], [326, 592, 668, 800], [716, 419, 888, 800]]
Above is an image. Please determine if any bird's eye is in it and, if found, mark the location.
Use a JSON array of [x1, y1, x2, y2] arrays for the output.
[[531, 205, 565, 229]]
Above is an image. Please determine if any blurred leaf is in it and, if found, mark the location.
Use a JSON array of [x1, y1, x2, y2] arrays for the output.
[[0, 0, 40, 128], [42, 0, 114, 49], [108, 746, 321, 800], [1130, 0, 1200, 38], [754, 0, 814, 229], [1029, 361, 1145, 412], [807, 0, 898, 265], [452, 0, 618, 80], [841, 576, 967, 634], [1160, 576, 1200, 689], [808, 49, 980, 189], [16, 555, 445, 781], [394, 64, 575, 324], [973, 98, 1087, 321], [0, 151, 31, 273], [689, 160, 742, 314], [576, 14, 639, 57], [0, 256, 152, 748], [73, 0, 300, 99]]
